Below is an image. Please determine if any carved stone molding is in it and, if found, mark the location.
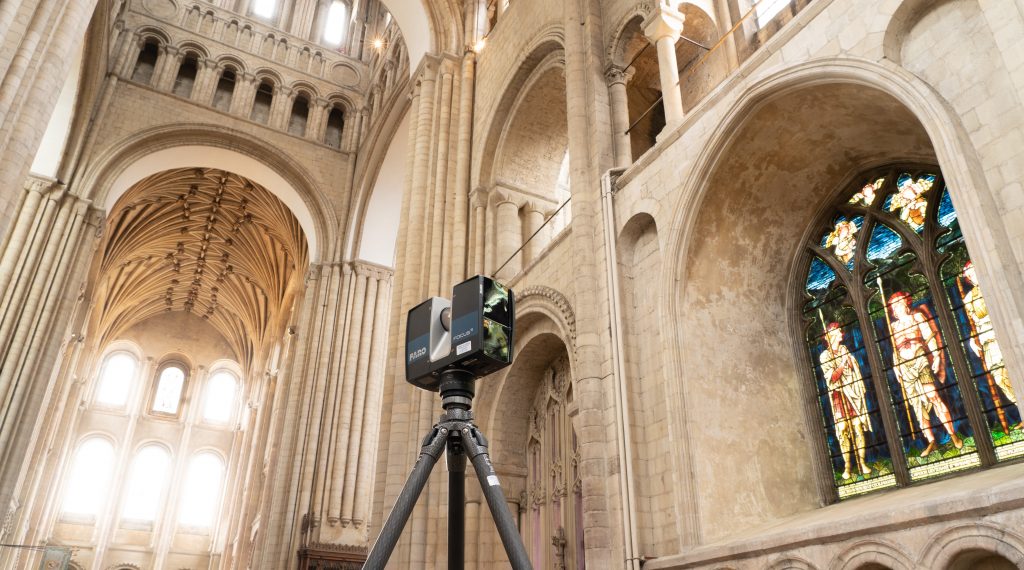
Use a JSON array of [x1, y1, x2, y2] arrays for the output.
[[517, 285, 576, 342]]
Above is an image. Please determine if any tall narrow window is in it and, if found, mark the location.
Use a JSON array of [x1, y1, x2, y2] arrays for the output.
[[151, 365, 186, 415], [61, 438, 116, 517], [323, 1, 348, 46], [120, 445, 171, 522], [213, 67, 237, 112], [288, 95, 310, 136], [203, 371, 237, 424], [172, 54, 199, 98], [131, 40, 160, 85], [755, 0, 789, 27], [252, 0, 276, 18], [801, 165, 1023, 500], [178, 452, 226, 528], [96, 352, 137, 408], [325, 106, 345, 148], [251, 80, 274, 124]]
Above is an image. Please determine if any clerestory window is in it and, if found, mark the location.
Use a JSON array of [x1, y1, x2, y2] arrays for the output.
[[323, 1, 348, 46], [61, 437, 116, 518], [202, 371, 237, 424], [754, 0, 789, 27], [151, 364, 186, 415], [120, 445, 172, 522], [95, 352, 137, 408], [178, 452, 226, 528], [252, 0, 276, 19], [801, 164, 1023, 500]]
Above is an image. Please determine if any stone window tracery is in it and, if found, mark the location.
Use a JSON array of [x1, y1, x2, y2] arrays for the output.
[[801, 164, 1024, 500], [522, 354, 585, 569]]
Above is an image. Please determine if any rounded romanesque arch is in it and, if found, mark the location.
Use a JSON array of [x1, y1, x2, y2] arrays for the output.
[[76, 124, 336, 262], [833, 539, 914, 570], [920, 522, 1024, 569]]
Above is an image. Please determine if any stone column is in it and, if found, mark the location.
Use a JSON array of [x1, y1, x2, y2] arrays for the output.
[[470, 188, 488, 276], [450, 50, 476, 284], [193, 58, 220, 104], [270, 85, 295, 130], [643, 7, 685, 130], [493, 192, 521, 279], [230, 71, 257, 116], [306, 97, 330, 141], [522, 202, 549, 266], [605, 65, 634, 168]]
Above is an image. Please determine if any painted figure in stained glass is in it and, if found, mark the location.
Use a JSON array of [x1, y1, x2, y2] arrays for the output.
[[825, 219, 859, 266], [819, 321, 873, 479], [884, 290, 963, 454], [849, 177, 885, 207], [887, 174, 934, 232], [962, 261, 1017, 407]]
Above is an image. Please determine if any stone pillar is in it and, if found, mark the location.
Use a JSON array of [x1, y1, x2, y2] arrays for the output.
[[450, 50, 476, 284], [643, 7, 685, 130], [522, 202, 549, 265], [193, 58, 220, 104], [493, 192, 521, 279], [605, 65, 634, 168], [470, 188, 488, 276], [270, 85, 295, 130], [230, 71, 257, 116], [307, 97, 330, 141]]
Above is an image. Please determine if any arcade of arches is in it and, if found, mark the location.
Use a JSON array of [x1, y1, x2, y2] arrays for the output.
[[1, 0, 1024, 569]]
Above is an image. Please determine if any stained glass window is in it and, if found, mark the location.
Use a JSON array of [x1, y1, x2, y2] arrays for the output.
[[801, 166, 1023, 499], [152, 365, 186, 415]]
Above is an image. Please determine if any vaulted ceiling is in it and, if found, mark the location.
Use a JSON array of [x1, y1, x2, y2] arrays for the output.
[[92, 168, 308, 368]]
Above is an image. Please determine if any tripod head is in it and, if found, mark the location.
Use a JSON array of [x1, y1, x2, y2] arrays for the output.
[[438, 368, 476, 412]]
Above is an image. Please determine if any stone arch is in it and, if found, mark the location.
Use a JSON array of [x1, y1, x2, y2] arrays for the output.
[[174, 40, 209, 59], [215, 54, 247, 74], [289, 80, 320, 100], [832, 539, 914, 570], [76, 124, 334, 262], [881, 0, 958, 63], [920, 522, 1024, 569], [660, 58, 1024, 539], [475, 28, 565, 186], [767, 556, 817, 570], [605, 3, 655, 65], [134, 26, 171, 45], [251, 67, 284, 86]]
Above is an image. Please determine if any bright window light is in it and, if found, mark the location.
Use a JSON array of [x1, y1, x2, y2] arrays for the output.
[[323, 1, 348, 46], [96, 352, 136, 407], [203, 371, 237, 424], [152, 366, 185, 414], [755, 0, 789, 26], [252, 0, 276, 18], [121, 445, 171, 521], [62, 438, 116, 516], [178, 452, 226, 527]]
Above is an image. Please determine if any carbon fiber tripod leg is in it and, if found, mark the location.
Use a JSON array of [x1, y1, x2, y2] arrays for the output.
[[363, 425, 448, 569], [461, 425, 534, 570]]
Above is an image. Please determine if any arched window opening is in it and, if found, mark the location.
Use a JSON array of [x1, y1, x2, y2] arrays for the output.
[[755, 0, 790, 27], [151, 364, 186, 415], [178, 452, 226, 528], [324, 106, 345, 148], [213, 66, 237, 112], [288, 94, 310, 136], [623, 34, 664, 161], [323, 1, 348, 46], [252, 0, 276, 19], [131, 40, 160, 85], [172, 53, 199, 98], [61, 437, 116, 517], [96, 352, 137, 408], [202, 371, 237, 424], [120, 445, 171, 523], [251, 80, 274, 124], [801, 165, 1023, 500]]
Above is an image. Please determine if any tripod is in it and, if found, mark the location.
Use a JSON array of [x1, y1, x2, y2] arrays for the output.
[[363, 369, 534, 570]]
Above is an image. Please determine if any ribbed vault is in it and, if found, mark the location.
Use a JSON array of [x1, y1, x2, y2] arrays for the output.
[[91, 168, 308, 368]]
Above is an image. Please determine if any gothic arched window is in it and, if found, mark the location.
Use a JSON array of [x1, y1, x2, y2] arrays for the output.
[[801, 164, 1023, 500], [202, 370, 237, 424], [120, 445, 172, 523], [61, 437, 116, 517], [178, 452, 226, 528], [95, 352, 138, 408]]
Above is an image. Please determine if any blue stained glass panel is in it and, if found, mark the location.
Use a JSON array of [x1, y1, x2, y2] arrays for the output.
[[937, 187, 957, 228], [867, 223, 903, 263], [806, 256, 837, 293]]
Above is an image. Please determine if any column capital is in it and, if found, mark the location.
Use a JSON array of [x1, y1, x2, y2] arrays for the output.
[[642, 7, 685, 43], [604, 64, 635, 87]]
